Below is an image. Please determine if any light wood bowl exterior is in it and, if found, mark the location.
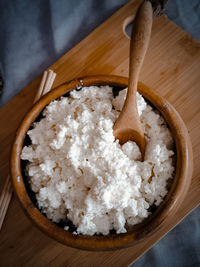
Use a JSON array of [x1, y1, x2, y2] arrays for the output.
[[10, 75, 193, 251]]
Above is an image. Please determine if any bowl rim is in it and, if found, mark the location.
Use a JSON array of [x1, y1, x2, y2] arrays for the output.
[[10, 75, 193, 251]]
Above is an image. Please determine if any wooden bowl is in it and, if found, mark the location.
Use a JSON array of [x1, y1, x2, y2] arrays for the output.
[[10, 75, 193, 251]]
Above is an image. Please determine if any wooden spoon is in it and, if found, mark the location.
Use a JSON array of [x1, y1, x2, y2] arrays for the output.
[[113, 1, 153, 157]]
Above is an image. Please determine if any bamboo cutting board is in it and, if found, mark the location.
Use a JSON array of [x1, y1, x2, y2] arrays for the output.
[[0, 0, 200, 266]]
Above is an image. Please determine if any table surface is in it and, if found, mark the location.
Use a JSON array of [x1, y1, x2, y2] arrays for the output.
[[0, 0, 200, 266]]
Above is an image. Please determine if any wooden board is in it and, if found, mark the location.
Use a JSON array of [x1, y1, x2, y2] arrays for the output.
[[0, 0, 200, 266]]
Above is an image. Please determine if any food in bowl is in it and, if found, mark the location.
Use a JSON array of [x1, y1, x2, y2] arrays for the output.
[[21, 85, 175, 236]]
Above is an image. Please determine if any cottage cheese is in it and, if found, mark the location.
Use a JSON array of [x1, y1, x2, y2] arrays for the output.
[[21, 86, 174, 235]]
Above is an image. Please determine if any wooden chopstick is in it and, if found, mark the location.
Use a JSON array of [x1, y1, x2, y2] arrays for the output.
[[0, 174, 10, 208], [43, 72, 56, 95], [0, 179, 12, 229], [33, 70, 48, 103], [0, 69, 56, 231]]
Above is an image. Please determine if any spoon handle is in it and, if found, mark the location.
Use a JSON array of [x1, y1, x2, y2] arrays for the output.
[[113, 1, 153, 155], [128, 1, 153, 102]]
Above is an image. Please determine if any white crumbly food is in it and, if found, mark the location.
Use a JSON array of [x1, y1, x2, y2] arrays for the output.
[[21, 86, 174, 235]]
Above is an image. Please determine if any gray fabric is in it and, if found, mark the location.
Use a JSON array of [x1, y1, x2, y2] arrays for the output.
[[0, 0, 199, 266], [166, 0, 200, 42], [0, 0, 129, 107], [132, 206, 200, 267]]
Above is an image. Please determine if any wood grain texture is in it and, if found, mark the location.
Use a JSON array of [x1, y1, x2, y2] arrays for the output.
[[0, 0, 200, 265]]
